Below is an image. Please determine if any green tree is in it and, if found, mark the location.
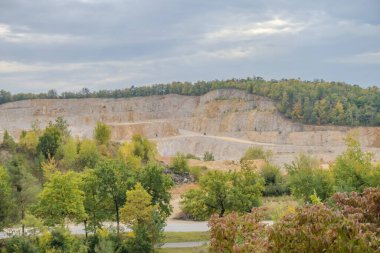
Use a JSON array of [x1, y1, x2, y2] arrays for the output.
[[54, 116, 70, 139], [19, 131, 38, 154], [131, 134, 157, 164], [37, 125, 62, 159], [332, 135, 373, 192], [120, 183, 157, 227], [286, 153, 334, 202], [181, 170, 263, 219], [121, 183, 164, 252], [138, 164, 173, 217], [6, 156, 40, 235], [81, 169, 109, 235], [58, 138, 79, 169], [94, 159, 134, 235], [228, 168, 265, 213], [78, 139, 100, 169], [94, 122, 111, 145], [0, 166, 14, 230], [33, 171, 86, 226], [1, 130, 16, 152]]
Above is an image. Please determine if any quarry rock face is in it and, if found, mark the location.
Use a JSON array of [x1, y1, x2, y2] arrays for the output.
[[1, 89, 380, 166]]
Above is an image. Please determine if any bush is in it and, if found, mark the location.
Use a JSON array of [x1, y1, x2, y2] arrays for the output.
[[119, 225, 152, 253], [94, 122, 111, 145], [1, 130, 16, 152], [333, 136, 375, 192], [240, 147, 272, 163], [189, 166, 207, 181], [208, 188, 380, 253], [269, 204, 379, 252], [185, 153, 200, 160], [38, 228, 87, 253], [260, 164, 289, 196], [331, 187, 380, 232], [286, 154, 334, 202], [170, 153, 189, 174], [5, 236, 38, 253], [209, 208, 268, 253], [203, 151, 214, 161]]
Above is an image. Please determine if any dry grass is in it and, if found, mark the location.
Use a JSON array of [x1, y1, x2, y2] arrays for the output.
[[157, 246, 208, 253], [169, 183, 200, 220], [188, 159, 240, 171], [261, 195, 301, 221]]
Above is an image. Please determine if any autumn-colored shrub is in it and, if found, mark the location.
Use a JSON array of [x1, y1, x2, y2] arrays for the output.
[[269, 204, 378, 253], [332, 187, 380, 234], [209, 208, 268, 253], [208, 188, 380, 253]]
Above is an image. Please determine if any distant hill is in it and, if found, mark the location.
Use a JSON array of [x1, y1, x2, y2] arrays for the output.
[[1, 78, 379, 126]]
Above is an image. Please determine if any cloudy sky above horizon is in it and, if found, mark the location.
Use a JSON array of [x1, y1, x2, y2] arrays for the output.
[[0, 0, 379, 93]]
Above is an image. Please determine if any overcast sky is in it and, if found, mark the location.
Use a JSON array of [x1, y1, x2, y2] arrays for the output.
[[0, 0, 379, 93]]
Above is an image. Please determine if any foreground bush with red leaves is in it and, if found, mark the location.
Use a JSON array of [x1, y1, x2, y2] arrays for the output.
[[209, 187, 380, 253]]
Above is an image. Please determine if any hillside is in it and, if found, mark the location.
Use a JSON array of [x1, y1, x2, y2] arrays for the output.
[[2, 78, 380, 126], [1, 89, 380, 166]]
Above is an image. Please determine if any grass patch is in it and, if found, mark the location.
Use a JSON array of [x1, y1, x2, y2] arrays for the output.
[[261, 195, 301, 221], [163, 231, 209, 243], [157, 246, 208, 253]]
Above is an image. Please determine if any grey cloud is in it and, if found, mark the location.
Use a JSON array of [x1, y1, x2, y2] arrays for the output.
[[0, 0, 379, 93]]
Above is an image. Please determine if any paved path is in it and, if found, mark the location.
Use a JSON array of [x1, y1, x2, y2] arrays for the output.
[[0, 220, 209, 239], [161, 241, 208, 248], [0, 220, 272, 239]]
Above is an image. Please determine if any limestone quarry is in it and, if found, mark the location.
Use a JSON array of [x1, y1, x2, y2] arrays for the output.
[[1, 89, 380, 166]]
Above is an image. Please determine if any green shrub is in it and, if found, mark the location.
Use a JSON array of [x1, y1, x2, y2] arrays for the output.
[[185, 153, 199, 160], [94, 122, 111, 145], [189, 166, 207, 181], [260, 164, 289, 196], [170, 153, 189, 174], [286, 154, 334, 202], [1, 130, 17, 152], [240, 147, 272, 163], [203, 151, 214, 161], [5, 236, 38, 253]]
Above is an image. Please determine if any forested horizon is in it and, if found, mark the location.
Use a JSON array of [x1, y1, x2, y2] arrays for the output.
[[1, 77, 380, 126]]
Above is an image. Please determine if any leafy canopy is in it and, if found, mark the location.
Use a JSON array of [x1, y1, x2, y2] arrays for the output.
[[33, 171, 86, 226], [181, 169, 264, 220], [94, 122, 111, 145]]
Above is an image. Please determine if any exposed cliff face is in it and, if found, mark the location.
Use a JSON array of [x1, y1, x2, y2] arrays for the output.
[[1, 89, 379, 165]]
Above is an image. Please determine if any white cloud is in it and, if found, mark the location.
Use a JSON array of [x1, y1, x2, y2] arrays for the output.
[[0, 23, 84, 44], [204, 18, 306, 42]]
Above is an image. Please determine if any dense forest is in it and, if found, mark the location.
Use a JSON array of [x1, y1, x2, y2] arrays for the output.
[[1, 78, 380, 126]]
